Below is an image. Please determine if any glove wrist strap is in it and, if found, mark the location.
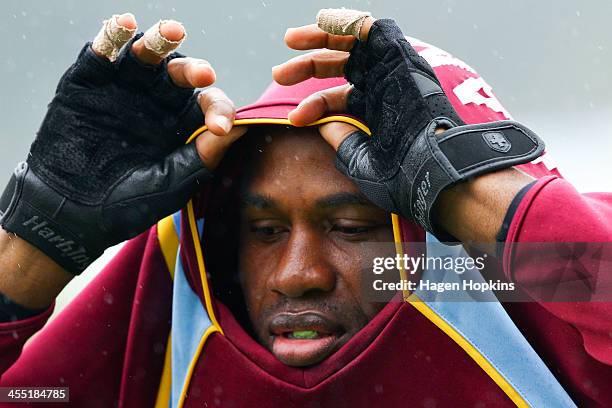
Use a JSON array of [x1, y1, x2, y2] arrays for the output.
[[410, 119, 545, 241], [0, 163, 97, 274]]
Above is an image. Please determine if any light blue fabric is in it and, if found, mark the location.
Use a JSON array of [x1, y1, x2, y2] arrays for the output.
[[416, 233, 576, 407], [172, 210, 204, 238], [169, 214, 213, 408], [166, 208, 575, 407], [172, 211, 181, 237]]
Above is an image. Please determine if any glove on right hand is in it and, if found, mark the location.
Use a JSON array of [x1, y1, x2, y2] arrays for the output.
[[0, 37, 210, 274]]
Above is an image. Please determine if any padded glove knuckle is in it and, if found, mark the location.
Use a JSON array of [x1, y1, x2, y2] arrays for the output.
[[0, 40, 211, 274], [338, 18, 546, 241], [64, 43, 115, 89]]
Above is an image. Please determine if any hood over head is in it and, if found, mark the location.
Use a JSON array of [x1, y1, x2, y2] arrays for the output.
[[173, 38, 524, 348], [179, 37, 516, 315], [153, 38, 569, 408]]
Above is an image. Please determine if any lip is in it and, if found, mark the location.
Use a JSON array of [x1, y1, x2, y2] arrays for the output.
[[268, 311, 345, 366]]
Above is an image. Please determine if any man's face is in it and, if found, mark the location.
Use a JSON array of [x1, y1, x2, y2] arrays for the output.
[[238, 126, 394, 367]]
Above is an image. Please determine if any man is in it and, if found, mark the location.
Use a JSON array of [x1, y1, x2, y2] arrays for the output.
[[0, 8, 611, 407]]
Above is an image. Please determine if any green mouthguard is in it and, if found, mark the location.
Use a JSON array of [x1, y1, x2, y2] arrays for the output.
[[292, 330, 318, 339]]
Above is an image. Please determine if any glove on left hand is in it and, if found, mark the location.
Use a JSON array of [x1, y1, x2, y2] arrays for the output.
[[336, 19, 544, 240]]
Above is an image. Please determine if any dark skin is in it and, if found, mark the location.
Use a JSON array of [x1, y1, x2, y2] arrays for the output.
[[1, 11, 532, 368], [0, 15, 244, 309], [273, 16, 534, 253], [238, 127, 394, 366]]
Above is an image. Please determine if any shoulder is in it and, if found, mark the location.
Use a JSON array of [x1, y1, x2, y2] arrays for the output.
[[411, 37, 560, 177], [409, 36, 511, 124]]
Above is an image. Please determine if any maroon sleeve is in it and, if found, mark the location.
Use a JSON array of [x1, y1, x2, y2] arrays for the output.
[[503, 173, 612, 365], [0, 226, 172, 407], [0, 306, 53, 375]]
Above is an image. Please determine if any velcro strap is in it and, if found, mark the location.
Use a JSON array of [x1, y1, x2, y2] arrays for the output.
[[408, 120, 544, 241], [437, 120, 544, 180]]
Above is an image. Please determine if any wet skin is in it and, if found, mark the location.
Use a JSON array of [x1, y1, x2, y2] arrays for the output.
[[238, 127, 394, 367]]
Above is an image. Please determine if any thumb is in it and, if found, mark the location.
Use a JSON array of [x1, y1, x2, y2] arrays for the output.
[[318, 121, 361, 151], [334, 129, 375, 179], [334, 130, 398, 214], [195, 126, 248, 170], [102, 142, 212, 239]]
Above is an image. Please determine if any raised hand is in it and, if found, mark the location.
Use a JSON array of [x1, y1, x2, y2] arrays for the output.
[[0, 13, 246, 274], [273, 9, 544, 240]]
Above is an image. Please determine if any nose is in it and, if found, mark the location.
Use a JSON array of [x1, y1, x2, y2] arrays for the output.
[[269, 225, 336, 298]]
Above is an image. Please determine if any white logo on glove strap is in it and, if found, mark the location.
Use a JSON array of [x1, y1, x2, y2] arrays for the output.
[[482, 131, 512, 153]]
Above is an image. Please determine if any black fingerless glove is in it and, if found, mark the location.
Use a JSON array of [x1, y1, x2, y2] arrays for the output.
[[336, 19, 544, 240], [0, 36, 209, 274]]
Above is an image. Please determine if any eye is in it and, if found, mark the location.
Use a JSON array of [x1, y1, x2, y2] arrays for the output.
[[332, 225, 374, 235], [330, 222, 378, 240], [252, 226, 284, 235], [249, 223, 288, 242]]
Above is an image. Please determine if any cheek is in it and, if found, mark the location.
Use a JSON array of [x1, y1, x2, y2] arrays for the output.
[[238, 238, 276, 320], [325, 241, 372, 313], [327, 228, 395, 319]]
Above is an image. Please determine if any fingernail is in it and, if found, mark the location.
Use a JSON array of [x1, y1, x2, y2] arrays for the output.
[[288, 109, 302, 126], [158, 20, 185, 42], [92, 14, 137, 61], [143, 20, 185, 58], [116, 13, 137, 30], [215, 117, 232, 134]]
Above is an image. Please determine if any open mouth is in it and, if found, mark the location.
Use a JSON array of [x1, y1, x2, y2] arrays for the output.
[[269, 312, 345, 367], [283, 330, 330, 339]]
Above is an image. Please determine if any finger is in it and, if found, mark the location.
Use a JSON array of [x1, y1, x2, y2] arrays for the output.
[[358, 17, 375, 41], [272, 50, 348, 86], [284, 24, 356, 51], [287, 84, 351, 126], [198, 88, 236, 136], [115, 14, 137, 32], [318, 121, 361, 151], [167, 57, 216, 88], [195, 126, 248, 170], [91, 13, 138, 61], [316, 8, 375, 41], [131, 20, 186, 65]]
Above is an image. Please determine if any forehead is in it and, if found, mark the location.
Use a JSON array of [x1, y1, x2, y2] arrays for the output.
[[244, 126, 359, 197]]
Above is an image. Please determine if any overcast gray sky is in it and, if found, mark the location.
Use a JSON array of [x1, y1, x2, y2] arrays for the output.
[[2, 0, 611, 192]]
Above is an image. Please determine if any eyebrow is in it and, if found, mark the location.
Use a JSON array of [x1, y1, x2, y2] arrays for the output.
[[240, 193, 275, 209], [240, 192, 373, 210], [315, 192, 372, 208]]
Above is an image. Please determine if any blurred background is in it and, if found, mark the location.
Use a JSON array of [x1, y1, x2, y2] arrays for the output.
[[2, 0, 611, 312]]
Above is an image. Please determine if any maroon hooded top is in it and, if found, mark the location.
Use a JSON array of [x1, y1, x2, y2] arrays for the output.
[[1, 37, 611, 408]]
